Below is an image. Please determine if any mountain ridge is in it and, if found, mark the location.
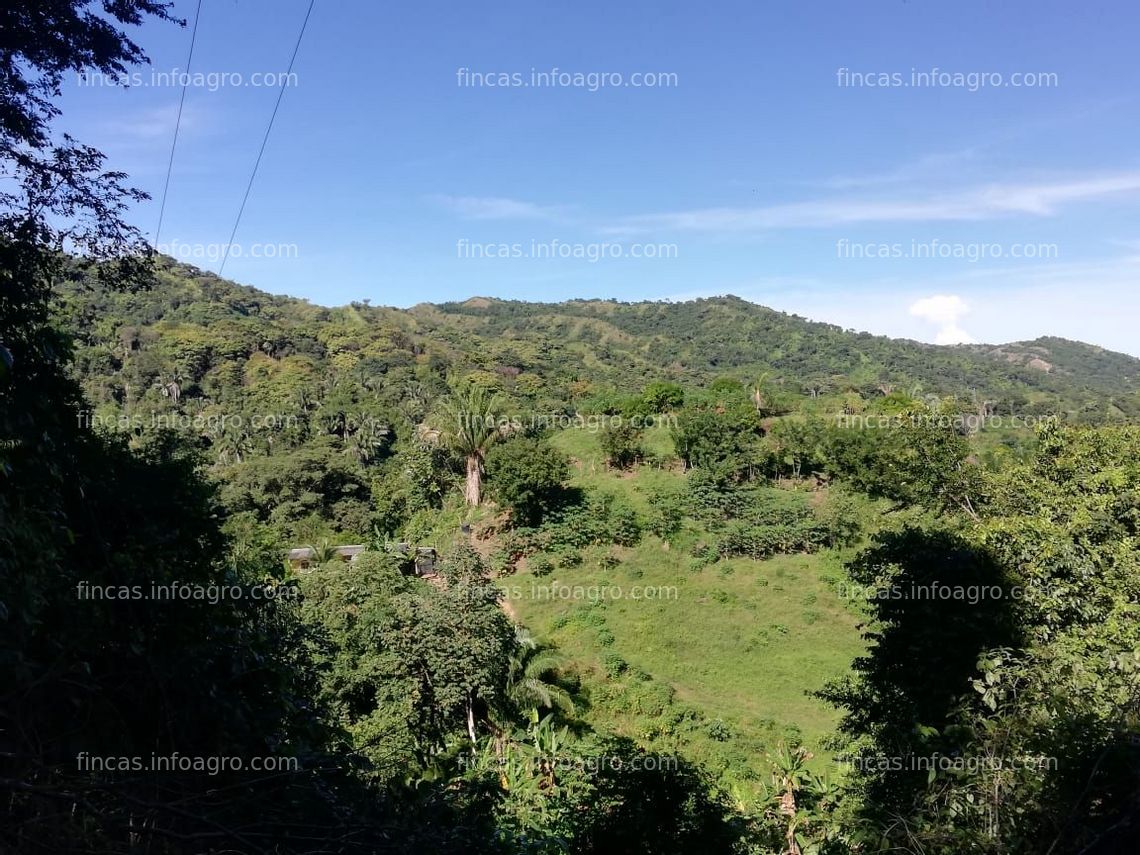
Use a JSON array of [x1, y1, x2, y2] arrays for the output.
[[57, 257, 1139, 419]]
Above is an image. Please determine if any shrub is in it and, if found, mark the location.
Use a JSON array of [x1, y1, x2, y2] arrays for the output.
[[437, 542, 490, 586], [745, 494, 814, 527], [543, 490, 644, 549], [707, 719, 732, 742], [815, 487, 865, 548], [715, 519, 829, 560], [618, 395, 655, 420], [641, 381, 685, 413], [644, 486, 686, 539], [555, 548, 583, 568], [502, 528, 538, 559], [580, 608, 607, 628], [603, 652, 628, 678], [686, 467, 731, 518], [604, 496, 643, 546], [629, 680, 674, 717], [685, 467, 754, 519], [489, 547, 516, 577], [688, 541, 719, 571], [599, 552, 621, 570], [530, 555, 554, 577]]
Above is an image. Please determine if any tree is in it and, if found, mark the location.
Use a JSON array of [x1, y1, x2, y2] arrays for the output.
[[822, 424, 1140, 854], [419, 545, 515, 744], [671, 390, 764, 477], [0, 12, 457, 841], [299, 544, 516, 773], [0, 3, 163, 311], [820, 405, 985, 517], [766, 416, 827, 480], [641, 380, 685, 412], [883, 406, 986, 518], [599, 422, 644, 469], [438, 381, 502, 506], [484, 434, 570, 525]]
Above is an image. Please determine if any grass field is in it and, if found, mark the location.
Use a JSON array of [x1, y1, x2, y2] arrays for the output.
[[495, 425, 869, 793]]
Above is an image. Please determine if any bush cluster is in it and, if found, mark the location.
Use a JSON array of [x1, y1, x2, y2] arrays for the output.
[[534, 491, 645, 551]]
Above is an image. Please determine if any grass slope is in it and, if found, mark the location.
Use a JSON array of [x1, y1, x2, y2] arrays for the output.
[[499, 425, 866, 791]]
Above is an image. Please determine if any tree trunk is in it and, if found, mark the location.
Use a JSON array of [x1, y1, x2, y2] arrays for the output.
[[466, 691, 477, 744], [464, 455, 481, 506]]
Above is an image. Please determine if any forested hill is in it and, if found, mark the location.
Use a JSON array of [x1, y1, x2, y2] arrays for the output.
[[429, 295, 1139, 405], [59, 256, 1140, 419]]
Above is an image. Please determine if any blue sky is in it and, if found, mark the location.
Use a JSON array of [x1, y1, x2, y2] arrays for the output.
[[61, 0, 1140, 354]]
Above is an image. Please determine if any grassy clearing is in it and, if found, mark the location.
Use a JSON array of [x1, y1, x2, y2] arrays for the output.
[[498, 425, 868, 790]]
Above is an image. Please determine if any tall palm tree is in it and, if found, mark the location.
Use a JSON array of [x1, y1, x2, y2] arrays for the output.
[[438, 381, 500, 506], [752, 371, 779, 415]]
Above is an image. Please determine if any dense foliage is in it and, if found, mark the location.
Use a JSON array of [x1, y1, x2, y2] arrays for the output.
[[5, 6, 1139, 852]]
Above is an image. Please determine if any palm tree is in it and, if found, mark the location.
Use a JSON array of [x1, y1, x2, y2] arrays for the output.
[[214, 428, 253, 465], [155, 370, 184, 403], [505, 627, 574, 716], [323, 408, 348, 441], [399, 381, 432, 424], [751, 371, 771, 414], [304, 538, 339, 565], [344, 421, 389, 465], [438, 381, 500, 506]]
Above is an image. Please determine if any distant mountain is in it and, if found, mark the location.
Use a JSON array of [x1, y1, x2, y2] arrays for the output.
[[57, 258, 1140, 421], [428, 294, 1138, 403]]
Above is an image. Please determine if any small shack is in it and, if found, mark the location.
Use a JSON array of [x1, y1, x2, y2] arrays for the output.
[[285, 543, 437, 577], [286, 544, 366, 570]]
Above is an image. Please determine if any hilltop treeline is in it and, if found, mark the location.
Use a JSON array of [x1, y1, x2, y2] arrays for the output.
[[63, 260, 1140, 426]]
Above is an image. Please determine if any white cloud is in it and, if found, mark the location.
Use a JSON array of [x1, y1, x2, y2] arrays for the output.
[[433, 195, 562, 220], [607, 171, 1140, 234], [101, 102, 205, 140], [678, 256, 1140, 356], [909, 294, 976, 344], [819, 148, 982, 190]]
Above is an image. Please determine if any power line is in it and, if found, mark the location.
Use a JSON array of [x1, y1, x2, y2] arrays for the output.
[[154, 0, 203, 251], [218, 0, 316, 277]]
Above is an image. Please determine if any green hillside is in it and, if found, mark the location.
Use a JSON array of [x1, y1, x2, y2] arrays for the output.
[[59, 257, 1140, 432], [51, 258, 1140, 805], [9, 7, 1140, 852], [13, 254, 1140, 854], [502, 424, 869, 793]]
